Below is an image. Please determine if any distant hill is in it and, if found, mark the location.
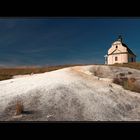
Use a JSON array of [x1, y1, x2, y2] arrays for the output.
[[0, 64, 87, 81]]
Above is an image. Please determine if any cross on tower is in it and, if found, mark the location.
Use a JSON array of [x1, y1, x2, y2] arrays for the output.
[[118, 35, 122, 42]]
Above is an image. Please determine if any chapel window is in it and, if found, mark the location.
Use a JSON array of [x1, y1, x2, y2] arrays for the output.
[[115, 57, 118, 61]]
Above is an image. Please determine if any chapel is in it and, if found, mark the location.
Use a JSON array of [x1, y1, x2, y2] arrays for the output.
[[104, 36, 136, 65]]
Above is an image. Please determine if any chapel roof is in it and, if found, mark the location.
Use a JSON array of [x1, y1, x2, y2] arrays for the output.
[[122, 43, 136, 56], [111, 36, 136, 56]]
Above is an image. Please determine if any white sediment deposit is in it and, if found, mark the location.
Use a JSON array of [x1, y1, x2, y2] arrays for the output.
[[0, 65, 140, 121]]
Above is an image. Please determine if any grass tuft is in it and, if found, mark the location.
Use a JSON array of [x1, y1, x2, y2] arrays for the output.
[[15, 101, 24, 116]]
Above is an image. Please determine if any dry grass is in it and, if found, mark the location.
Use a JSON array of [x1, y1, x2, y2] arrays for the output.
[[0, 64, 87, 81], [112, 62, 140, 70], [15, 101, 24, 115]]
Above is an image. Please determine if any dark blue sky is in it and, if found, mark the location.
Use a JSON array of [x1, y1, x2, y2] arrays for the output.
[[0, 18, 140, 67]]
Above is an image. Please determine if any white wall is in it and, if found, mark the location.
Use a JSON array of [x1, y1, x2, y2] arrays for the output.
[[107, 40, 134, 64], [108, 53, 128, 64]]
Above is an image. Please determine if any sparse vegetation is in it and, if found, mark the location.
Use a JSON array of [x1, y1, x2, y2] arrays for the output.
[[111, 62, 140, 93], [113, 77, 128, 86], [113, 77, 140, 93]]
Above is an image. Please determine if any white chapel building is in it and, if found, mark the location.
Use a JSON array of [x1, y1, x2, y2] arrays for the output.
[[104, 36, 136, 65]]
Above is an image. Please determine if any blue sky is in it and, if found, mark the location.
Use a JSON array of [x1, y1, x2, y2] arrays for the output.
[[0, 18, 140, 67]]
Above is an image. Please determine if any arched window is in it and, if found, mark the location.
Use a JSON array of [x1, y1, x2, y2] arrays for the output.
[[115, 57, 118, 61], [116, 45, 118, 48]]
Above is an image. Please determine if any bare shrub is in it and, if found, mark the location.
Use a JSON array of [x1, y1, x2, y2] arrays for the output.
[[15, 101, 24, 115]]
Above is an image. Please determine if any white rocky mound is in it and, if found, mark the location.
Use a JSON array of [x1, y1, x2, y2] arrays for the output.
[[0, 65, 140, 121]]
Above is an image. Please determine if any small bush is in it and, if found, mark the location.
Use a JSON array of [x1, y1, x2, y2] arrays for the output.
[[113, 77, 122, 85], [128, 71, 132, 75], [15, 101, 24, 115], [94, 71, 103, 77], [119, 73, 125, 77]]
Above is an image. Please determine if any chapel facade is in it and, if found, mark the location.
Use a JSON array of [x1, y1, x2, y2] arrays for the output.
[[104, 36, 136, 65]]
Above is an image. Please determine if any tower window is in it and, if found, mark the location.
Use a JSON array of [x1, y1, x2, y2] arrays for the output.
[[115, 57, 118, 61]]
